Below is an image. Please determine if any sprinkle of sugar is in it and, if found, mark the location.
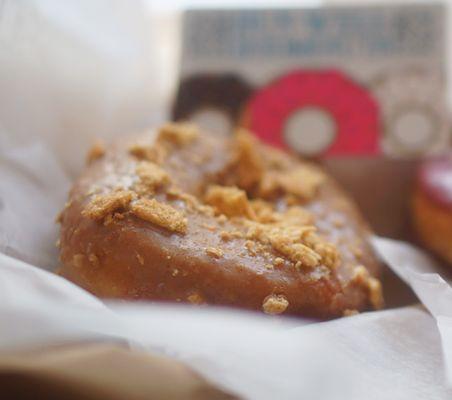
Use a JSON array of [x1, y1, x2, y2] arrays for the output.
[[130, 198, 187, 234]]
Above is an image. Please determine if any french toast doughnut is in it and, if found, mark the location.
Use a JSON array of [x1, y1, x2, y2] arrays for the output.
[[58, 123, 383, 318]]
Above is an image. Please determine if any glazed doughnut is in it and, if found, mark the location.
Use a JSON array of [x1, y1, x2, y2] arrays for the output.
[[413, 154, 452, 264], [57, 123, 383, 318]]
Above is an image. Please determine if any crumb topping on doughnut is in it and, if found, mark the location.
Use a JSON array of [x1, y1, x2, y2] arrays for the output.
[[187, 293, 204, 304], [82, 190, 134, 220], [81, 123, 339, 271], [259, 167, 325, 200], [232, 130, 325, 201], [351, 266, 384, 309], [262, 294, 289, 315], [157, 122, 199, 146], [343, 309, 359, 317], [130, 198, 187, 234], [136, 253, 145, 265], [59, 121, 383, 317], [274, 257, 285, 267], [220, 230, 244, 241], [205, 247, 224, 258], [72, 254, 85, 268], [234, 129, 264, 188], [103, 212, 125, 226], [205, 185, 256, 219], [86, 140, 105, 164], [135, 161, 170, 192], [238, 208, 339, 270], [129, 140, 167, 164]]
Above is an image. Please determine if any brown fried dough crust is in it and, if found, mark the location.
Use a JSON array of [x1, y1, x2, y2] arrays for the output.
[[58, 123, 383, 318]]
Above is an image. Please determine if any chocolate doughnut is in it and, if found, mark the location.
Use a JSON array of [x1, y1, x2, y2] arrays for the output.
[[57, 123, 383, 318], [172, 74, 252, 129]]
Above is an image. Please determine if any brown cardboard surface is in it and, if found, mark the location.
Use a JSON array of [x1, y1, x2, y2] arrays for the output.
[[0, 342, 239, 400], [323, 158, 418, 240]]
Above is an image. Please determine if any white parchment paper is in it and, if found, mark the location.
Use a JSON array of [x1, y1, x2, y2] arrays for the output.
[[1, 1, 452, 399]]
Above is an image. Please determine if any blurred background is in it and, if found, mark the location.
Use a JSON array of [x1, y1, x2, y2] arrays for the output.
[[1, 0, 451, 251]]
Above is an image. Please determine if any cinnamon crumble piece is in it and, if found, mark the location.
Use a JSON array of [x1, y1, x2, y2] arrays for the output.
[[86, 140, 105, 164], [205, 185, 256, 219], [83, 190, 134, 220], [55, 211, 63, 224], [217, 214, 227, 223], [241, 211, 339, 270], [130, 198, 187, 234], [349, 244, 364, 260], [129, 141, 167, 163], [187, 293, 204, 304], [103, 211, 126, 226], [343, 309, 359, 317], [220, 230, 244, 241], [158, 122, 199, 146], [205, 247, 224, 258], [234, 129, 264, 189], [351, 266, 384, 309], [245, 240, 257, 255], [274, 257, 284, 267], [280, 167, 325, 200], [136, 253, 145, 265], [312, 242, 341, 269], [135, 161, 170, 191], [271, 241, 321, 268], [72, 254, 85, 268], [88, 253, 99, 267], [201, 223, 217, 231], [368, 277, 384, 309], [259, 166, 325, 200], [262, 294, 289, 315]]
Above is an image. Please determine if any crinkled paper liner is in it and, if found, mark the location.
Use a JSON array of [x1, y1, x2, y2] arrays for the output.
[[1, 1, 452, 398]]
